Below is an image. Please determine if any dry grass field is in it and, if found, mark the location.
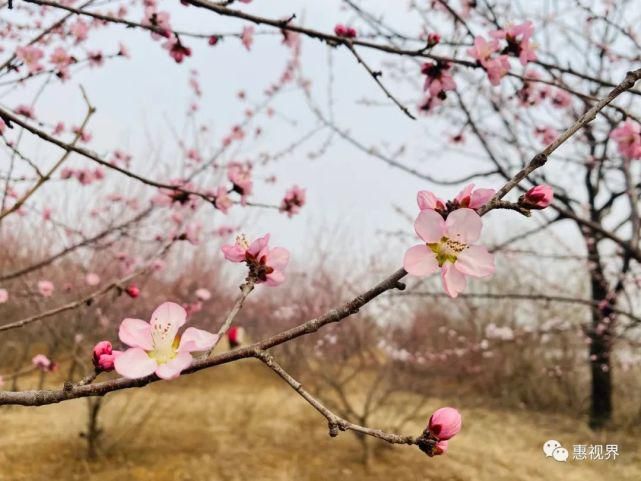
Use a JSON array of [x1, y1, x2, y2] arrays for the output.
[[0, 360, 639, 481]]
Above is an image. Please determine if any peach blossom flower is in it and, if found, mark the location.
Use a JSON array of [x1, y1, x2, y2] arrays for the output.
[[16, 46, 44, 74], [114, 302, 217, 379], [38, 280, 54, 297], [403, 209, 494, 297], [222, 234, 289, 286]]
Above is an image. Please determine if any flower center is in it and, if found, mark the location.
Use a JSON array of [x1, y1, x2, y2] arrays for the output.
[[149, 336, 180, 364], [427, 236, 468, 267]]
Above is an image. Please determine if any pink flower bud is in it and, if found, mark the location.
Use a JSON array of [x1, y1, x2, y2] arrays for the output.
[[428, 407, 462, 440], [334, 24, 347, 36], [92, 341, 117, 371], [433, 440, 448, 455], [520, 184, 553, 209], [125, 283, 140, 298]]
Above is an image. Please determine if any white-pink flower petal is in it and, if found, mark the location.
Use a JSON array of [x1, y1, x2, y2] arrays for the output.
[[455, 245, 495, 278], [441, 264, 467, 298], [114, 347, 157, 379], [155, 352, 193, 379], [119, 318, 154, 350], [404, 244, 440, 276], [414, 209, 446, 243], [444, 208, 482, 244], [178, 327, 218, 353]]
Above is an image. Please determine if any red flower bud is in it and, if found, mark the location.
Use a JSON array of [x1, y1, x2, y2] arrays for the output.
[[92, 341, 117, 371], [520, 184, 553, 209], [428, 407, 462, 440], [125, 283, 140, 298]]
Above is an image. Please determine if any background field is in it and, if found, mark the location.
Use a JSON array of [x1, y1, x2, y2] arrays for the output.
[[1, 359, 639, 481]]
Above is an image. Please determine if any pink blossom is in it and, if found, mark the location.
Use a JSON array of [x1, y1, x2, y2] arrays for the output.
[[417, 190, 446, 211], [38, 280, 54, 297], [184, 222, 202, 245], [227, 162, 253, 201], [417, 184, 494, 212], [0, 288, 8, 303], [467, 36, 499, 64], [32, 354, 53, 371], [163, 35, 191, 63], [454, 184, 495, 209], [85, 273, 100, 286], [241, 26, 255, 51], [520, 184, 553, 209], [421, 61, 456, 96], [16, 46, 44, 74], [428, 407, 462, 440], [88, 51, 104, 67], [535, 126, 557, 145], [70, 19, 89, 43], [49, 47, 73, 78], [142, 8, 172, 39], [484, 55, 510, 86], [72, 126, 92, 142], [214, 185, 233, 214], [15, 105, 35, 119], [53, 122, 65, 135], [118, 43, 130, 57], [92, 340, 120, 371], [491, 21, 537, 65], [551, 89, 572, 109], [114, 302, 218, 379], [222, 234, 290, 286], [403, 209, 495, 298], [610, 120, 641, 160], [279, 185, 306, 217]]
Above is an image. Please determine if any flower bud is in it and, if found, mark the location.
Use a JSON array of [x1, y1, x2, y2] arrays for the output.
[[93, 341, 116, 371], [519, 184, 553, 209], [427, 33, 441, 48], [433, 440, 448, 455], [125, 283, 140, 298], [428, 407, 462, 440], [334, 24, 347, 37]]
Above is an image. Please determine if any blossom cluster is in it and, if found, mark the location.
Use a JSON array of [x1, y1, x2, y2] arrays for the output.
[[468, 22, 537, 85]]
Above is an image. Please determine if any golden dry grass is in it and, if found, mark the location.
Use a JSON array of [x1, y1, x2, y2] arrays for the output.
[[1, 360, 639, 481]]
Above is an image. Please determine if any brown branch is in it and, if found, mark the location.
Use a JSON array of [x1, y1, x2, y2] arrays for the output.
[[205, 280, 254, 356], [0, 86, 95, 221], [254, 349, 419, 445], [0, 268, 407, 405], [478, 68, 641, 214], [0, 242, 174, 333], [345, 43, 416, 120]]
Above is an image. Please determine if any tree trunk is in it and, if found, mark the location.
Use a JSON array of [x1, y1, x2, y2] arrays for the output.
[[587, 241, 613, 429]]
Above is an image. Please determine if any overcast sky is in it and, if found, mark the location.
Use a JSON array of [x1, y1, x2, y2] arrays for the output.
[[1, 0, 580, 289]]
